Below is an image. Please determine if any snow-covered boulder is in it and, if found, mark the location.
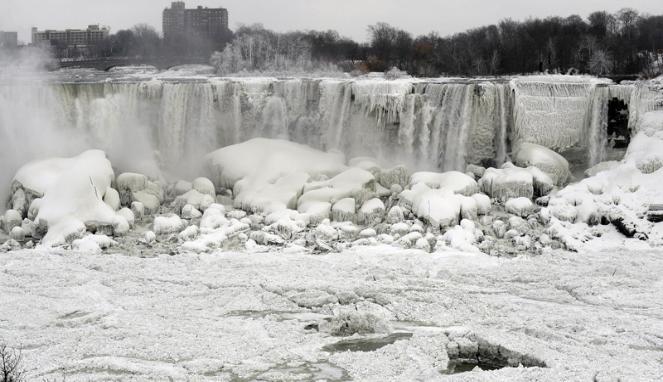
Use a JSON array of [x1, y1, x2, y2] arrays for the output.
[[153, 214, 185, 235], [505, 197, 535, 218], [357, 198, 385, 225], [479, 167, 534, 202], [3, 209, 22, 232], [103, 187, 121, 211], [12, 150, 124, 246], [116, 172, 164, 214], [386, 206, 405, 223], [410, 171, 479, 196], [472, 193, 492, 215], [513, 142, 570, 186], [9, 226, 25, 241], [173, 180, 193, 196], [332, 198, 356, 222], [299, 167, 376, 221], [401, 183, 461, 229], [377, 165, 410, 188], [72, 234, 116, 254], [625, 125, 663, 174], [181, 204, 203, 219], [205, 138, 346, 213], [192, 177, 216, 196], [117, 208, 135, 227], [173, 189, 215, 213]]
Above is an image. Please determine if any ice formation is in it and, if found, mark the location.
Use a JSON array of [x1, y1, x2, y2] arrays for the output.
[[1, 73, 662, 258], [10, 150, 127, 246]]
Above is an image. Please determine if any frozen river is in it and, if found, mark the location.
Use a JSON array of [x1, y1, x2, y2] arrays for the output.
[[1, 231, 662, 381]]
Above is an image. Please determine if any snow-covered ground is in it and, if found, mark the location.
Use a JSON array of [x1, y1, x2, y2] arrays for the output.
[[1, 235, 662, 381]]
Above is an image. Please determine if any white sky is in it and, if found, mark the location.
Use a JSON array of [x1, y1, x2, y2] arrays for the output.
[[2, 0, 661, 44]]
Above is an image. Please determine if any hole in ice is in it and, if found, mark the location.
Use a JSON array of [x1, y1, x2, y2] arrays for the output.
[[443, 336, 547, 374], [322, 332, 413, 353]]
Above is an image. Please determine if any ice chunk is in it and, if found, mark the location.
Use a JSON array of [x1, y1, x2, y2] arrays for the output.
[[116, 172, 164, 214], [12, 150, 120, 246], [402, 183, 461, 229], [505, 197, 535, 218], [471, 193, 492, 215], [103, 187, 120, 211], [479, 167, 534, 202], [513, 142, 570, 185], [205, 138, 346, 213], [332, 198, 356, 222], [153, 214, 185, 235], [192, 177, 216, 196], [357, 198, 385, 225], [3, 209, 22, 232], [410, 171, 479, 196]]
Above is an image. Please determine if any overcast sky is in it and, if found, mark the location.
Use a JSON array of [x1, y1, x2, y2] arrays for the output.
[[2, 0, 661, 44]]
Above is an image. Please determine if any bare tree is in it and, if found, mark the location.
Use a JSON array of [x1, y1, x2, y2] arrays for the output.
[[0, 344, 24, 382]]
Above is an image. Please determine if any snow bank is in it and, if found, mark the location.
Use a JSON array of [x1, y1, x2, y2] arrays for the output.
[[205, 138, 346, 213], [12, 150, 124, 246]]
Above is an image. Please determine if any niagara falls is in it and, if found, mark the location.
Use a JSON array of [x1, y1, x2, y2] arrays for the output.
[[1, 1, 663, 381]]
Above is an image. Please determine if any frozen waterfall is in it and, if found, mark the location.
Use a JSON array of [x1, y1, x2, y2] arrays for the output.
[[0, 74, 658, 198]]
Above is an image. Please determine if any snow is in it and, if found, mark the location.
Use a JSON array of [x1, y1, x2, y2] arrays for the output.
[[206, 138, 346, 213], [410, 171, 479, 196], [513, 142, 570, 186], [479, 167, 534, 202], [505, 197, 535, 218], [12, 150, 123, 246], [1, 244, 661, 380], [153, 214, 185, 235], [402, 184, 462, 229]]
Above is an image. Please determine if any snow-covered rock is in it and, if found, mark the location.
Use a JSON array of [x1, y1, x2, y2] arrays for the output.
[[153, 214, 185, 235], [205, 138, 346, 213], [192, 177, 216, 196], [513, 142, 570, 185], [12, 150, 123, 246], [3, 209, 22, 232], [116, 172, 164, 214], [332, 198, 356, 222], [117, 208, 135, 227], [181, 204, 203, 219], [479, 167, 534, 202], [410, 171, 479, 196], [357, 198, 385, 225], [103, 187, 121, 211], [173, 180, 193, 196], [471, 193, 492, 215], [401, 183, 461, 229], [505, 197, 535, 218]]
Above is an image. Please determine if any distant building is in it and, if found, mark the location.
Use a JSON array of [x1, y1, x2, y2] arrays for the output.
[[0, 31, 18, 49], [31, 25, 110, 58], [163, 2, 229, 44]]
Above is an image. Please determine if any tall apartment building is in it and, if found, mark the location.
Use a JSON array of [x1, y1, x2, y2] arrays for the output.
[[163, 2, 229, 42], [31, 25, 109, 57], [0, 31, 18, 49]]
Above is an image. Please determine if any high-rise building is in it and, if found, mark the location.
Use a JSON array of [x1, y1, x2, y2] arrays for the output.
[[0, 31, 18, 49], [163, 2, 229, 43], [31, 25, 110, 58]]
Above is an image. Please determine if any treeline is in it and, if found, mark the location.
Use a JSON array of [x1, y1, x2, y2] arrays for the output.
[[366, 8, 663, 76], [92, 8, 662, 77], [210, 24, 360, 74]]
